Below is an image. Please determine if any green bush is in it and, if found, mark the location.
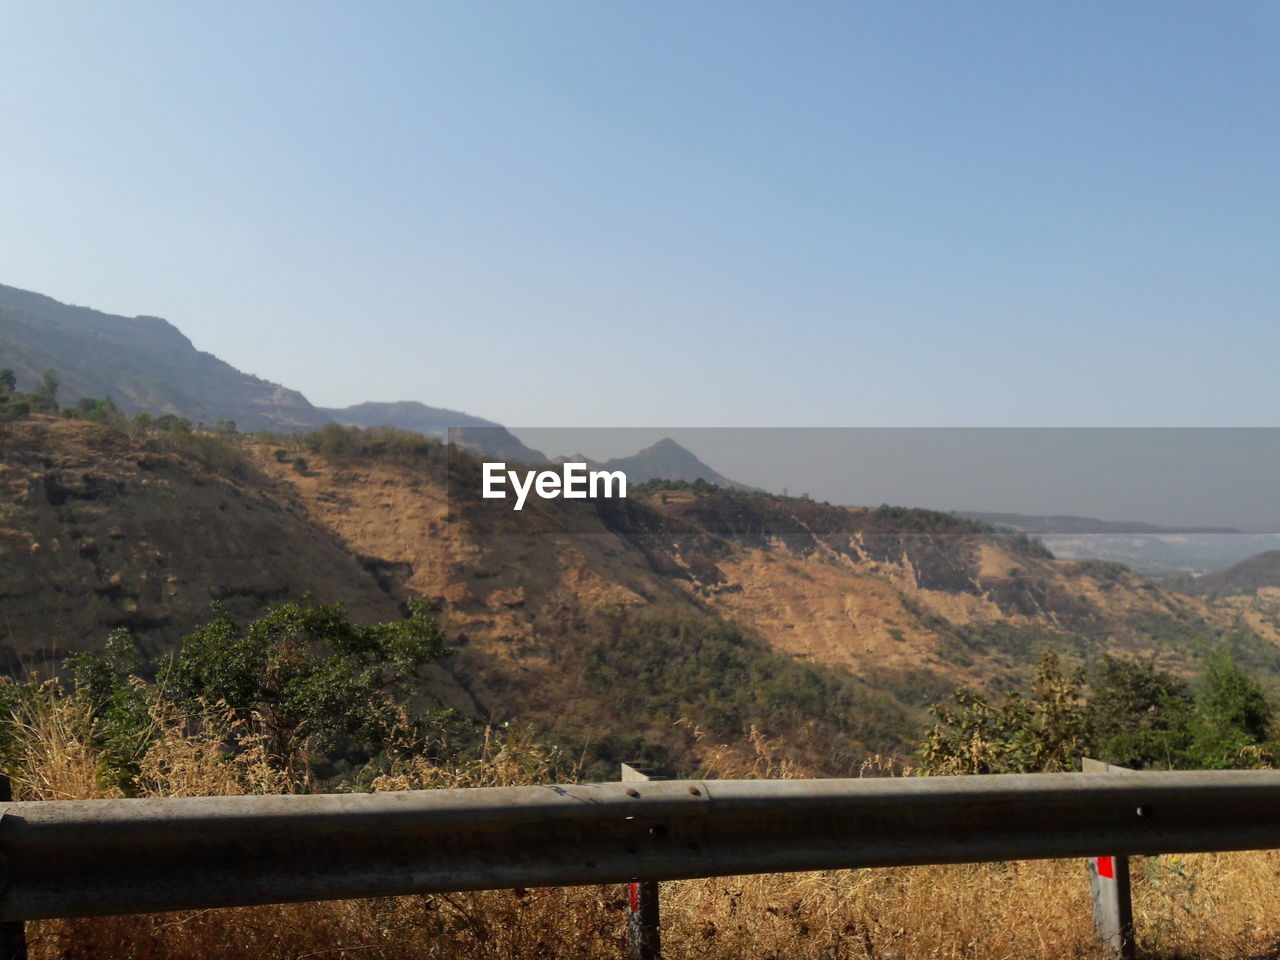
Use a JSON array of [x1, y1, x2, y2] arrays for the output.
[[1085, 656, 1193, 769], [1006, 532, 1055, 559], [65, 629, 153, 792], [920, 647, 1280, 774], [58, 598, 452, 791], [918, 651, 1087, 775], [578, 605, 911, 767], [300, 423, 443, 464]]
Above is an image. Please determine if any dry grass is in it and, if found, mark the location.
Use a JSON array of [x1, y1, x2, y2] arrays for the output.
[[8, 703, 1280, 960]]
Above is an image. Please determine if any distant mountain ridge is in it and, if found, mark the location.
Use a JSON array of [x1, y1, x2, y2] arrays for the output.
[[955, 511, 1242, 535], [1167, 550, 1280, 598], [954, 510, 1271, 577], [0, 283, 319, 430], [0, 282, 771, 486], [0, 282, 540, 455], [333, 401, 494, 433]]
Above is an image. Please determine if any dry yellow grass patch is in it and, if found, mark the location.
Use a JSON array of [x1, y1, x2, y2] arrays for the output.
[[8, 703, 1280, 959]]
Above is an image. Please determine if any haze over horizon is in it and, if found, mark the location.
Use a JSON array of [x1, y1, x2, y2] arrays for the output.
[[3, 4, 1277, 429], [500, 427, 1280, 532]]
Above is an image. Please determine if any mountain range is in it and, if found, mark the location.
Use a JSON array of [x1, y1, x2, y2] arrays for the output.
[[0, 282, 738, 478], [4, 280, 1280, 775], [1167, 550, 1280, 598], [2, 280, 1274, 578], [956, 511, 1243, 536], [0, 282, 539, 450]]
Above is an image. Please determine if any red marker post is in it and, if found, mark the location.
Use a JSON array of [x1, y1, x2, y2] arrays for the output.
[[1082, 758, 1135, 959], [620, 763, 663, 960]]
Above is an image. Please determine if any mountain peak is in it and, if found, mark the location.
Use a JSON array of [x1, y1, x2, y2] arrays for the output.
[[647, 437, 684, 451], [603, 437, 759, 491]]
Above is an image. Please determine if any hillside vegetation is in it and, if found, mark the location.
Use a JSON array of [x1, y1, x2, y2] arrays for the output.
[[4, 408, 1280, 778], [5, 409, 1280, 957]]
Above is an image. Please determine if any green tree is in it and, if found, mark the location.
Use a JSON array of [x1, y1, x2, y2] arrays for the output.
[[918, 651, 1087, 774], [921, 647, 1279, 774], [66, 628, 154, 792], [169, 597, 450, 778], [0, 369, 15, 394], [68, 396, 122, 425], [0, 397, 28, 422], [61, 599, 452, 791], [309, 422, 354, 458], [1084, 656, 1194, 769], [1186, 646, 1275, 768], [155, 414, 192, 433]]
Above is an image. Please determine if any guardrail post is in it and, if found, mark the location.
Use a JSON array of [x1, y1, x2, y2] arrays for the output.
[[0, 775, 26, 960], [1083, 758, 1135, 959], [620, 763, 663, 960]]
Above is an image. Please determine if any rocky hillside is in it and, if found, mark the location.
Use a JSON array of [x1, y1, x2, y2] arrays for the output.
[[3, 415, 1278, 776], [0, 284, 322, 431], [0, 282, 526, 451]]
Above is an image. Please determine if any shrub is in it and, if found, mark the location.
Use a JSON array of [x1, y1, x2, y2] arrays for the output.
[[1084, 656, 1193, 769], [918, 651, 1087, 775], [55, 598, 452, 790], [922, 648, 1280, 773], [168, 597, 450, 780]]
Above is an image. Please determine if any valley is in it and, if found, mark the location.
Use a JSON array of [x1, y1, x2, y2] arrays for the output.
[[3, 413, 1277, 778]]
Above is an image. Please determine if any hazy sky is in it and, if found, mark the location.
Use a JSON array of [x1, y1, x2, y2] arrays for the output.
[[505, 428, 1280, 530], [3, 3, 1276, 428]]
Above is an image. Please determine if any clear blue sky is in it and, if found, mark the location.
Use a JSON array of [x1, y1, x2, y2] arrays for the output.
[[3, 2, 1276, 427]]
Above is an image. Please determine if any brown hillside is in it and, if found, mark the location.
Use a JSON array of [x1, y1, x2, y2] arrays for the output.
[[248, 438, 1280, 771], [0, 417, 401, 662], [3, 417, 1279, 776]]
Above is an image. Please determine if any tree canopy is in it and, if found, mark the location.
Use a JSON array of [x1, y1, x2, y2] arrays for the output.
[[64, 597, 452, 791], [919, 647, 1279, 774]]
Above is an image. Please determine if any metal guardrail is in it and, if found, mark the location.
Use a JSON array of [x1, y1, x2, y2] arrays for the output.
[[2, 769, 1280, 925]]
